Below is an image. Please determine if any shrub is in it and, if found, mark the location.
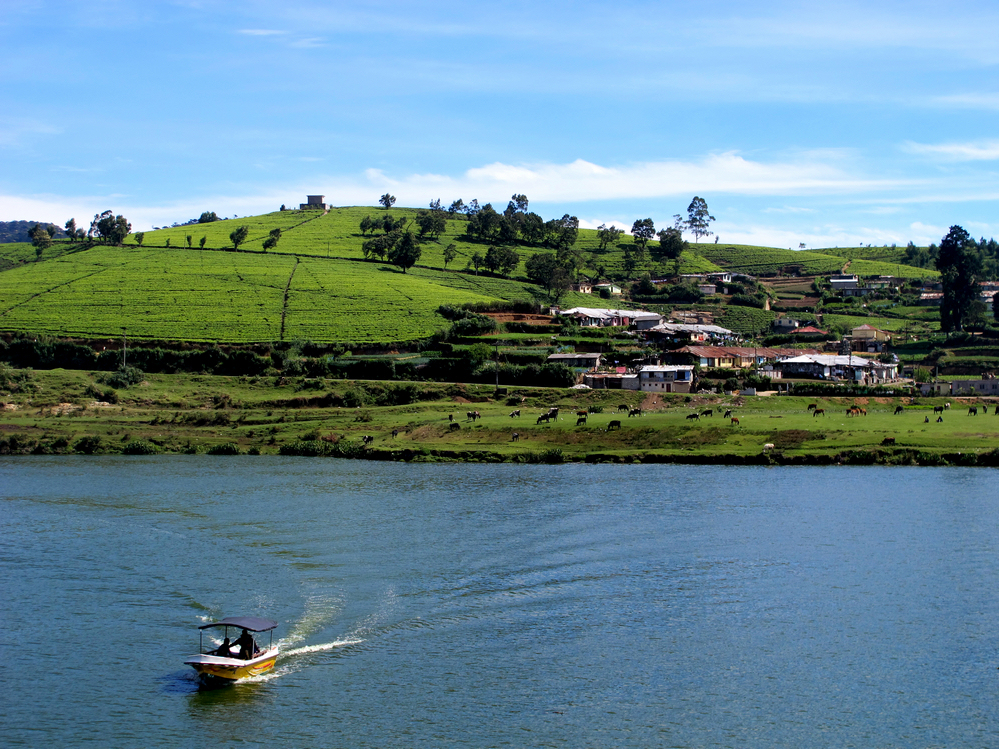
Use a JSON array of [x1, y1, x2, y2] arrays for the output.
[[121, 440, 158, 455], [206, 442, 241, 455], [73, 435, 103, 454]]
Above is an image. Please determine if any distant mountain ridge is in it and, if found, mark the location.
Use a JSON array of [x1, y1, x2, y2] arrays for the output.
[[0, 220, 67, 243]]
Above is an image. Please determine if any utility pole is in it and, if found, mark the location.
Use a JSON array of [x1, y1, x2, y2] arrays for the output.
[[122, 328, 127, 369]]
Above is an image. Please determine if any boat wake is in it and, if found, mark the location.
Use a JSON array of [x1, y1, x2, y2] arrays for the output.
[[282, 638, 364, 657]]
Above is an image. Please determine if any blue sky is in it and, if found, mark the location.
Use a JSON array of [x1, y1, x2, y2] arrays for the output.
[[2, 0, 998, 248]]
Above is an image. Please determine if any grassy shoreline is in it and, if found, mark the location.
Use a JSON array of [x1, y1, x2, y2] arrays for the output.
[[2, 369, 997, 466]]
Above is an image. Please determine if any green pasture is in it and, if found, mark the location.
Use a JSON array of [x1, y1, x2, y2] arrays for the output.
[[2, 369, 997, 460]]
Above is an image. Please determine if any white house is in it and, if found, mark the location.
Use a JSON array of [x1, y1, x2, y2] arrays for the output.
[[637, 365, 695, 393]]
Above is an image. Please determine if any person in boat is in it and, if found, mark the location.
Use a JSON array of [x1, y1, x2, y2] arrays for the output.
[[214, 637, 232, 657], [235, 628, 256, 660]]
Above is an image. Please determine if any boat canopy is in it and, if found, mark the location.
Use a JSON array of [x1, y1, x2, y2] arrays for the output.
[[199, 616, 278, 632]]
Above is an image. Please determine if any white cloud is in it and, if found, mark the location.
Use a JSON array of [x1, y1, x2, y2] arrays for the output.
[[904, 139, 999, 161], [352, 152, 905, 207]]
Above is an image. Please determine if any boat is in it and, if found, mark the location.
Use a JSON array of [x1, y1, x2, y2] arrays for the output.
[[184, 616, 279, 684]]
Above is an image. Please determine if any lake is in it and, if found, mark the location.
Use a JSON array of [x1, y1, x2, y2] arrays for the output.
[[3, 458, 999, 747]]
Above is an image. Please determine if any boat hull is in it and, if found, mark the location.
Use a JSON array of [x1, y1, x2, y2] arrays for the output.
[[185, 649, 278, 682]]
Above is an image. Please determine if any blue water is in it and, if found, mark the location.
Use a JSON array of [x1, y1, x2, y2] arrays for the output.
[[3, 458, 999, 747]]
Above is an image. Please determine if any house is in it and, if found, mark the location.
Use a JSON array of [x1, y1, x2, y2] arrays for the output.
[[794, 325, 829, 339], [852, 324, 891, 352], [299, 195, 328, 210], [773, 317, 800, 333], [582, 372, 640, 390], [546, 353, 602, 369], [570, 282, 593, 294], [830, 274, 859, 291], [633, 312, 664, 330], [775, 354, 898, 383], [698, 284, 718, 295], [919, 292, 943, 306], [593, 283, 623, 296], [674, 346, 820, 369], [560, 307, 647, 327], [950, 378, 999, 396], [637, 365, 695, 393], [644, 322, 735, 344]]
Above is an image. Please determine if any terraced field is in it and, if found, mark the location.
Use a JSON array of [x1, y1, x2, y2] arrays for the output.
[[0, 244, 591, 343]]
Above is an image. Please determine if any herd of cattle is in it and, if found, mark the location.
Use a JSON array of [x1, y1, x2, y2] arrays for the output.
[[356, 399, 998, 452]]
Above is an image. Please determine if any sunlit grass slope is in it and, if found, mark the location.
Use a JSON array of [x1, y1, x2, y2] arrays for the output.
[[0, 244, 591, 343]]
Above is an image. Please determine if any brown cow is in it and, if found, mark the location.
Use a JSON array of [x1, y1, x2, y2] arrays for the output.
[[813, 409, 825, 416], [730, 417, 740, 426]]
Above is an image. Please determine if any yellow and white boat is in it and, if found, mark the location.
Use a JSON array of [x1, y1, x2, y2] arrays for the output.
[[185, 616, 279, 684]]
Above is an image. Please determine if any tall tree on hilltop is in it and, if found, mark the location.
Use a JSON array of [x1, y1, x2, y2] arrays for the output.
[[379, 193, 396, 210], [90, 211, 131, 245], [631, 218, 655, 249], [685, 197, 715, 242], [936, 225, 982, 332]]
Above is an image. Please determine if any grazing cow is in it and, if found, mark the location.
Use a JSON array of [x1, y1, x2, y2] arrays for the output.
[[467, 410, 481, 421], [537, 414, 550, 425], [629, 408, 643, 418], [813, 408, 825, 417], [361, 435, 374, 445], [807, 403, 817, 411], [995, 405, 999, 415], [686, 412, 700, 421], [701, 409, 713, 417], [762, 443, 775, 453], [945, 402, 951, 409], [448, 413, 454, 422], [449, 422, 460, 432], [511, 432, 519, 441], [882, 437, 896, 446], [391, 429, 399, 438], [894, 405, 904, 415], [548, 407, 560, 420], [607, 420, 622, 430], [730, 417, 740, 426], [933, 405, 944, 414], [846, 408, 856, 417], [576, 410, 588, 418], [509, 409, 521, 418], [969, 406, 978, 416], [576, 416, 587, 426], [724, 410, 733, 418], [618, 404, 630, 413]]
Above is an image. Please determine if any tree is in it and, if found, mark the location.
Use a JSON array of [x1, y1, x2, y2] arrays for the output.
[[685, 196, 715, 242], [90, 210, 131, 245], [443, 243, 457, 269], [654, 226, 688, 277], [506, 193, 529, 215], [485, 245, 520, 276], [525, 252, 572, 303], [134, 232, 145, 247], [448, 199, 465, 214], [262, 228, 281, 251], [936, 225, 983, 332], [631, 218, 655, 249], [186, 234, 193, 248], [388, 231, 421, 273], [229, 225, 249, 250], [360, 215, 374, 235], [379, 193, 396, 210], [597, 224, 623, 250], [470, 251, 485, 275], [429, 198, 442, 212], [416, 209, 447, 240], [28, 223, 52, 258], [65, 218, 77, 242], [199, 236, 207, 249], [363, 231, 399, 260], [198, 211, 219, 223]]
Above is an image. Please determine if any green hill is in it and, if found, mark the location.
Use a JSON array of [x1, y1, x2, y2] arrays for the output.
[[0, 205, 941, 344]]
